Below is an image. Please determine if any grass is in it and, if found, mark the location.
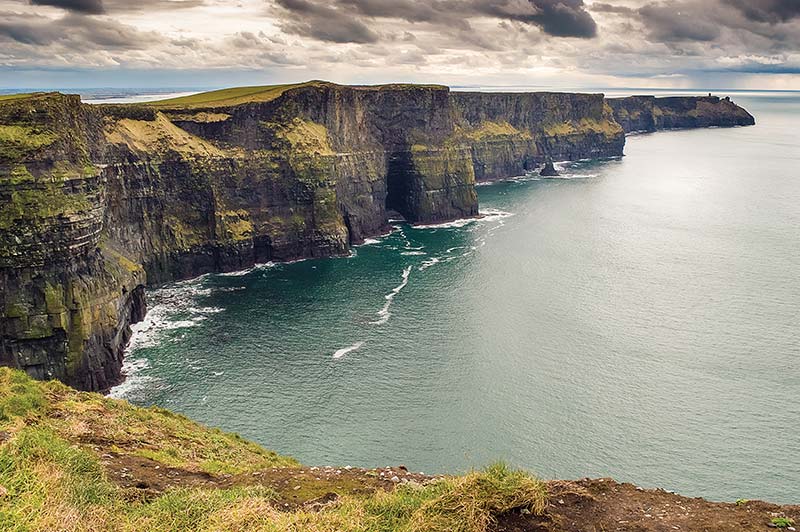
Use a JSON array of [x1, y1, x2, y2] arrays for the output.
[[460, 121, 532, 141], [146, 83, 315, 109], [0, 93, 35, 103], [0, 368, 548, 531], [104, 113, 224, 156], [144, 81, 449, 109], [0, 125, 58, 159], [772, 517, 796, 528], [274, 117, 335, 155], [0, 182, 92, 231]]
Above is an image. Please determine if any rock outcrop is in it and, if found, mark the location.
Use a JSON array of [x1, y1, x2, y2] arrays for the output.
[[540, 161, 559, 177], [0, 82, 754, 390]]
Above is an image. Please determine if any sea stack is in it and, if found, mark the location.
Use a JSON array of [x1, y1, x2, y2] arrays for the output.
[[540, 160, 559, 177]]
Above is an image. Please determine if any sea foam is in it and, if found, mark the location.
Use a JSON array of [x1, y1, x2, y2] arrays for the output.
[[333, 341, 366, 359], [370, 266, 412, 325]]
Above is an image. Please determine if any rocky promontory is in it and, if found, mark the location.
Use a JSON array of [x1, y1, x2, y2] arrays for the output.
[[0, 82, 754, 390]]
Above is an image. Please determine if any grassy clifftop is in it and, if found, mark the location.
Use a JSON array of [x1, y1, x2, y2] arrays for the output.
[[0, 368, 547, 532], [144, 81, 450, 110], [145, 83, 313, 109], [1, 369, 798, 531]]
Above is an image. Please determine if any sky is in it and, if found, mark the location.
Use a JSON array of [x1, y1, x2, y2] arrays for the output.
[[0, 0, 799, 90]]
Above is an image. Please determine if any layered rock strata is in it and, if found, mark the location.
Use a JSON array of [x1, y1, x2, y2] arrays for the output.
[[0, 83, 754, 390]]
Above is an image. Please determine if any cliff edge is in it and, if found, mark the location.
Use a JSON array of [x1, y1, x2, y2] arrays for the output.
[[0, 83, 755, 391], [0, 367, 795, 531]]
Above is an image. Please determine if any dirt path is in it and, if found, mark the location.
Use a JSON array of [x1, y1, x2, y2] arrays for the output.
[[498, 478, 799, 532], [102, 452, 434, 508], [101, 456, 798, 530]]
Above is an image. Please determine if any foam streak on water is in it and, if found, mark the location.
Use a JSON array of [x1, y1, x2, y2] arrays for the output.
[[370, 266, 412, 325], [333, 341, 366, 359]]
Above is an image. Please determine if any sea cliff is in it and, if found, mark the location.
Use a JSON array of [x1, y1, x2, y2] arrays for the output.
[[0, 82, 754, 391]]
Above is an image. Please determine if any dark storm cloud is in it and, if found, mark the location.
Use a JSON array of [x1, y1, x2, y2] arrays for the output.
[[274, 0, 598, 43], [28, 0, 205, 15], [275, 0, 379, 43], [30, 0, 104, 14], [479, 0, 597, 38], [724, 0, 800, 24]]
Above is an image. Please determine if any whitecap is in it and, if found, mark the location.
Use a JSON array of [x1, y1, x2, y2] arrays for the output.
[[370, 266, 412, 325], [479, 208, 514, 221], [401, 251, 426, 256], [413, 218, 477, 229], [108, 357, 153, 399], [217, 262, 275, 277], [333, 341, 365, 359], [419, 257, 441, 271]]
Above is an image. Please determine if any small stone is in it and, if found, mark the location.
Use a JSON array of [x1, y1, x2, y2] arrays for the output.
[[390, 476, 400, 483], [558, 499, 565, 505], [0, 485, 8, 497], [293, 485, 301, 491], [787, 527, 795, 531], [520, 508, 531, 515]]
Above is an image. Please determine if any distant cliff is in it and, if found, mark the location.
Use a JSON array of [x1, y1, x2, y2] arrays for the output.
[[0, 82, 755, 391], [608, 95, 755, 133]]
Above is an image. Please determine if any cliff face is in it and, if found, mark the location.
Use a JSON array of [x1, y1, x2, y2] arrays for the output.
[[608, 95, 755, 133], [0, 83, 754, 390]]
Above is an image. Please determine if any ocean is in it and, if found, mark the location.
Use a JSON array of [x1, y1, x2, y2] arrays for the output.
[[110, 90, 800, 503]]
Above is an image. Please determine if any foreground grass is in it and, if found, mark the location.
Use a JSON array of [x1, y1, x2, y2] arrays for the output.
[[0, 368, 546, 531]]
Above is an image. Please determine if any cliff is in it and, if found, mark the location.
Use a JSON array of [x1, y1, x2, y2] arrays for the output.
[[0, 83, 754, 391], [1, 367, 796, 531], [608, 95, 755, 133]]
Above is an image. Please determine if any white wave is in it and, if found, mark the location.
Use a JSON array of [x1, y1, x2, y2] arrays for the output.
[[401, 251, 426, 256], [217, 262, 275, 277], [413, 217, 477, 229], [188, 306, 224, 314], [108, 356, 153, 399], [539, 172, 599, 180], [370, 266, 412, 325], [333, 341, 365, 359], [419, 257, 441, 271], [412, 208, 513, 230], [355, 227, 401, 247], [479, 208, 514, 222]]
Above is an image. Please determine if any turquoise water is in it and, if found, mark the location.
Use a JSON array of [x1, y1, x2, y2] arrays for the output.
[[113, 93, 800, 503]]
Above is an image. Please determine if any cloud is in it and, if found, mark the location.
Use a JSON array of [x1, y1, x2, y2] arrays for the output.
[[724, 0, 800, 24], [274, 0, 379, 43], [638, 2, 720, 42], [2, 0, 799, 89], [28, 0, 206, 15], [479, 0, 597, 38], [0, 12, 161, 49], [30, 0, 104, 14]]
